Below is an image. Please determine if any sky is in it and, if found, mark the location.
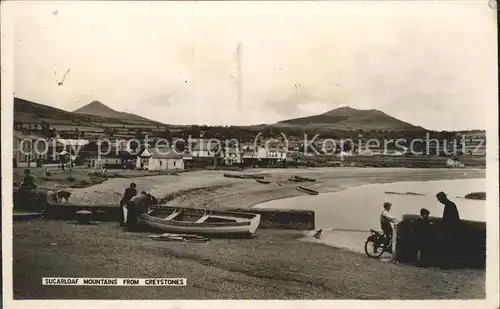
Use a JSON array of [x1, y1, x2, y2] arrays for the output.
[[10, 1, 497, 130]]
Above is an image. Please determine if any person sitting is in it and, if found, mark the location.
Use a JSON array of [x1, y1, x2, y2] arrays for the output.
[[380, 202, 398, 248]]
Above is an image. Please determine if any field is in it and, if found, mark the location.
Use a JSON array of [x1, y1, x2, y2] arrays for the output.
[[11, 167, 487, 299]]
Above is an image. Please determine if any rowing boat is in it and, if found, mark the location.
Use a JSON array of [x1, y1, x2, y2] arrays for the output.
[[223, 173, 247, 179], [138, 205, 261, 238], [224, 173, 266, 180], [293, 176, 316, 182], [296, 186, 319, 195], [255, 179, 271, 184]]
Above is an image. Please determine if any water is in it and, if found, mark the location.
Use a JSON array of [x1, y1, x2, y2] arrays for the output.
[[254, 179, 486, 232]]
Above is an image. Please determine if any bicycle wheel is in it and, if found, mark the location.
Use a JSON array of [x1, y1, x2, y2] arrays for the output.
[[365, 239, 385, 258]]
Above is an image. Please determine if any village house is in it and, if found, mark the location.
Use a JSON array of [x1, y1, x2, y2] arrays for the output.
[[136, 147, 185, 171], [189, 139, 219, 158], [241, 149, 258, 167], [85, 150, 136, 169], [257, 146, 287, 160], [222, 147, 242, 165], [13, 131, 48, 167], [48, 137, 90, 163]]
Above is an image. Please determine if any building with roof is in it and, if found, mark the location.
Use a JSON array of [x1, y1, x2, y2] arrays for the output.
[[85, 150, 137, 169], [222, 147, 242, 165], [189, 139, 220, 158], [13, 131, 49, 166], [137, 147, 184, 171]]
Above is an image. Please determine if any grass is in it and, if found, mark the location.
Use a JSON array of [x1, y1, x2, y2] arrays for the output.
[[12, 220, 485, 299]]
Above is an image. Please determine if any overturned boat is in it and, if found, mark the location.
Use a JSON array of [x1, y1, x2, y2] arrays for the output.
[[296, 186, 319, 195], [137, 205, 261, 238]]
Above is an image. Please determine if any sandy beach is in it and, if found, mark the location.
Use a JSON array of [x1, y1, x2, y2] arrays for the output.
[[67, 167, 485, 208], [13, 167, 486, 299]]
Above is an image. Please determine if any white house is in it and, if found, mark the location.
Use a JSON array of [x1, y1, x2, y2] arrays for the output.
[[256, 147, 287, 161], [190, 139, 219, 158], [137, 147, 184, 171], [223, 147, 242, 165]]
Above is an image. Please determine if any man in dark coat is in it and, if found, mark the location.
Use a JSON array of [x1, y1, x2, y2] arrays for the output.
[[436, 191, 461, 268], [119, 183, 137, 226], [125, 191, 154, 231], [20, 169, 36, 190]]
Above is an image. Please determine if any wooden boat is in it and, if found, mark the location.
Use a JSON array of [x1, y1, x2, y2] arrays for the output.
[[296, 186, 319, 195], [224, 173, 265, 180], [223, 173, 247, 179], [255, 179, 271, 184], [405, 192, 426, 196], [293, 176, 316, 182], [137, 205, 261, 238], [243, 174, 266, 180]]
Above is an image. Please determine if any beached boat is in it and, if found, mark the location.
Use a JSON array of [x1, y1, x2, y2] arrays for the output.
[[293, 176, 316, 182], [255, 179, 271, 184], [137, 205, 261, 238], [223, 173, 247, 179], [224, 173, 265, 180], [243, 174, 266, 180], [296, 186, 319, 195]]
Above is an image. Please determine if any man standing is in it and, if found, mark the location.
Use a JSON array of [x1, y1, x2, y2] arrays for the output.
[[125, 191, 151, 231], [119, 183, 137, 226], [436, 191, 461, 268]]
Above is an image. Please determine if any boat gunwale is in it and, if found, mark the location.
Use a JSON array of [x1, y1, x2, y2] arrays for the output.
[[296, 186, 319, 195], [139, 213, 255, 227]]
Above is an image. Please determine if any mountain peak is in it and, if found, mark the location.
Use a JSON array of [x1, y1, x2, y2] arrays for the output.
[[276, 105, 423, 131], [74, 101, 116, 114], [321, 106, 359, 116]]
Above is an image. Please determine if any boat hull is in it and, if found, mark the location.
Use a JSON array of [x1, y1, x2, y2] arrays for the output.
[[137, 206, 261, 237], [296, 186, 319, 195], [255, 179, 271, 184]]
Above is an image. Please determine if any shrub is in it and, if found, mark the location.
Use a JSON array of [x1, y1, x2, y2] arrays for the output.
[[66, 176, 76, 182]]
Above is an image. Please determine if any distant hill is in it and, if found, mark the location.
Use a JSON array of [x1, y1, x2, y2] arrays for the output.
[[275, 106, 425, 131], [14, 97, 168, 127], [74, 101, 157, 123]]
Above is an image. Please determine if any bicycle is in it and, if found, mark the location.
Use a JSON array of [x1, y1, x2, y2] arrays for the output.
[[364, 229, 393, 258]]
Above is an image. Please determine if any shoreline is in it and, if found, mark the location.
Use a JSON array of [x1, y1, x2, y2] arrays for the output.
[[68, 167, 486, 211]]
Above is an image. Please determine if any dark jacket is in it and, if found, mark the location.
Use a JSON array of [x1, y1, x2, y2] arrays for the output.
[[442, 200, 460, 231], [21, 174, 36, 189], [129, 193, 150, 215], [415, 217, 433, 244], [120, 187, 137, 205]]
